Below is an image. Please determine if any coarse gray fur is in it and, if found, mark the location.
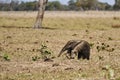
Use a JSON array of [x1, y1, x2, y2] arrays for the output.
[[72, 40, 90, 60], [58, 40, 90, 60]]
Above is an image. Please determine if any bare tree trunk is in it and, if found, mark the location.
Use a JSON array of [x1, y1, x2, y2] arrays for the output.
[[33, 0, 48, 29], [10, 0, 13, 11]]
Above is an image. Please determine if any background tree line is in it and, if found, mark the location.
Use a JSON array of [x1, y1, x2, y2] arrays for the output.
[[0, 0, 120, 11]]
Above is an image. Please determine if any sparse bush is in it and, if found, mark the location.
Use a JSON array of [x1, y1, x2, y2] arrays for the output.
[[40, 42, 54, 61], [31, 43, 54, 61], [96, 43, 114, 52]]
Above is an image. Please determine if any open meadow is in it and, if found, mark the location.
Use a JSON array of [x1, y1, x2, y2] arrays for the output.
[[0, 11, 120, 80]]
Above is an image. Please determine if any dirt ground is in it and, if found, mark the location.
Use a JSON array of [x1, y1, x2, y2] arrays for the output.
[[0, 11, 120, 80]]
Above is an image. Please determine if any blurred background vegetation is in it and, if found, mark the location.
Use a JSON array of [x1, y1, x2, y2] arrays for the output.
[[0, 0, 120, 11]]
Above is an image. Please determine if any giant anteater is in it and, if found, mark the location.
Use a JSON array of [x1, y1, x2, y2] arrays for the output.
[[58, 40, 90, 60]]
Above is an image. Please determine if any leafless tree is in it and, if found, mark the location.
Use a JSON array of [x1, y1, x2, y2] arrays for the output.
[[33, 0, 48, 28]]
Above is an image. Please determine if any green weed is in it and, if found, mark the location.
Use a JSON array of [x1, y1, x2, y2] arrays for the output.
[[32, 55, 40, 61], [89, 43, 94, 48], [3, 53, 10, 61]]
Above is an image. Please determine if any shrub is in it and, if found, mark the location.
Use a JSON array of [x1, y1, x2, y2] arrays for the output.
[[40, 42, 54, 60], [96, 43, 114, 52]]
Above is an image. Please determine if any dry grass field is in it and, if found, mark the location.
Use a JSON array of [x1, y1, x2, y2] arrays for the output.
[[0, 11, 120, 80]]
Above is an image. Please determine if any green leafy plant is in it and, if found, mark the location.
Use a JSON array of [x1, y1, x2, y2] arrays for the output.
[[3, 53, 10, 61], [89, 43, 94, 48], [32, 56, 40, 61], [102, 65, 115, 80]]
